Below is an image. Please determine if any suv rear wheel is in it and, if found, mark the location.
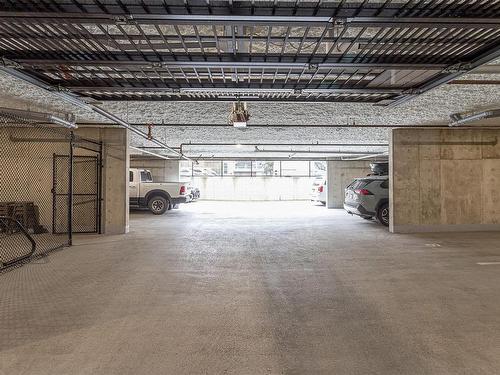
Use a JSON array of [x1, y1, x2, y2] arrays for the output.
[[148, 196, 168, 215], [376, 203, 389, 227]]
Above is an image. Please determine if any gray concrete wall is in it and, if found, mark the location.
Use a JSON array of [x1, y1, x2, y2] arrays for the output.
[[326, 161, 373, 208], [390, 128, 500, 233], [130, 158, 180, 182], [73, 127, 129, 235]]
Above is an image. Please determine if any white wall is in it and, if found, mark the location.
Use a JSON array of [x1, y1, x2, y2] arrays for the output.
[[193, 177, 315, 201], [326, 161, 372, 208], [130, 158, 180, 182]]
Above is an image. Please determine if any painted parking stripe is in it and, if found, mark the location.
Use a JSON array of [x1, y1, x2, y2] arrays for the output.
[[477, 262, 500, 266]]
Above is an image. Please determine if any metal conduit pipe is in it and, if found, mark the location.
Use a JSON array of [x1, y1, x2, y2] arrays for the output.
[[48, 115, 77, 129], [149, 155, 386, 161], [130, 146, 171, 160], [0, 107, 77, 129], [174, 142, 389, 153], [87, 122, 446, 128], [341, 153, 389, 161], [449, 109, 500, 127], [89, 105, 191, 161], [0, 66, 193, 162], [253, 148, 384, 155], [178, 142, 389, 147]]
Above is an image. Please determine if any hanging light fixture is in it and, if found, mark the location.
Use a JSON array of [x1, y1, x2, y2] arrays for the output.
[[229, 101, 250, 128]]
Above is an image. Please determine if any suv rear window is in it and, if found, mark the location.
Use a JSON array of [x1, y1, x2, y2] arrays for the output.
[[348, 179, 372, 190]]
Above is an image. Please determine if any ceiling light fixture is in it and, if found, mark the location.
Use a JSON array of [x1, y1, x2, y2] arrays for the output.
[[179, 88, 295, 94]]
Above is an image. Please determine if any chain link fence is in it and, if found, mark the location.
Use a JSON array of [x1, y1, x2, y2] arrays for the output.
[[0, 111, 102, 270]]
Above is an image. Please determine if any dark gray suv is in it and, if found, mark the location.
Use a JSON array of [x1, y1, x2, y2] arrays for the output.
[[344, 176, 389, 226]]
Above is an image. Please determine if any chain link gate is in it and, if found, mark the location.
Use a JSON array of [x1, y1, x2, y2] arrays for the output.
[[53, 154, 102, 236]]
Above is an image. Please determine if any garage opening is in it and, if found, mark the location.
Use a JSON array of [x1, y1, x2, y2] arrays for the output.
[[180, 160, 327, 202]]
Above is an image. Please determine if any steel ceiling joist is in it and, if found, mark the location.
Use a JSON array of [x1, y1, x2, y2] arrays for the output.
[[16, 59, 448, 71], [1, 0, 500, 17], [67, 87, 403, 94], [1, 12, 499, 28], [0, 13, 333, 26], [344, 17, 500, 29], [0, 1, 499, 105], [388, 40, 500, 106]]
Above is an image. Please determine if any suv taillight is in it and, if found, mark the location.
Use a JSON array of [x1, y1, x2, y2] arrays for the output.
[[355, 188, 373, 196], [318, 186, 324, 193], [180, 185, 186, 195]]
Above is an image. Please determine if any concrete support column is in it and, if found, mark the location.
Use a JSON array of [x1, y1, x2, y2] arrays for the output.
[[390, 127, 500, 233], [101, 128, 129, 234], [326, 161, 372, 208]]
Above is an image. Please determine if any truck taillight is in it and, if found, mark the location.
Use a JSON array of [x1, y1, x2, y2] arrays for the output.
[[355, 188, 373, 196], [318, 185, 324, 193], [180, 185, 186, 195]]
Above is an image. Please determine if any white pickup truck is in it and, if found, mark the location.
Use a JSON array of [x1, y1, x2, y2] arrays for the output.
[[129, 168, 191, 214]]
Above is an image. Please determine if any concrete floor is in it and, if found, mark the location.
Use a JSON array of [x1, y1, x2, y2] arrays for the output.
[[1, 201, 500, 375]]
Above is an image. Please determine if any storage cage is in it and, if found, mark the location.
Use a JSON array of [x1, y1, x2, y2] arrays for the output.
[[0, 109, 102, 270]]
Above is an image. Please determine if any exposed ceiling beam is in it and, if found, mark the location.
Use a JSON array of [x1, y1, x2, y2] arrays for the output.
[[0, 12, 499, 28], [449, 80, 500, 85], [0, 13, 332, 26], [386, 41, 500, 106], [68, 95, 389, 103], [343, 17, 500, 29], [1, 10, 499, 107], [0, 34, 490, 45], [14, 58, 447, 71], [472, 65, 500, 74], [68, 87, 404, 95]]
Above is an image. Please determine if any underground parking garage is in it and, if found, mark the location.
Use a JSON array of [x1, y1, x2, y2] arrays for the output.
[[1, 1, 500, 374]]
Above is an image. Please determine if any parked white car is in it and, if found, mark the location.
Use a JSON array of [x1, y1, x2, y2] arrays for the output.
[[129, 169, 191, 214], [311, 177, 327, 205]]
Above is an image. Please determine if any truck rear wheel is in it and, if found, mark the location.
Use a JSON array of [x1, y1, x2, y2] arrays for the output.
[[148, 196, 168, 215]]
